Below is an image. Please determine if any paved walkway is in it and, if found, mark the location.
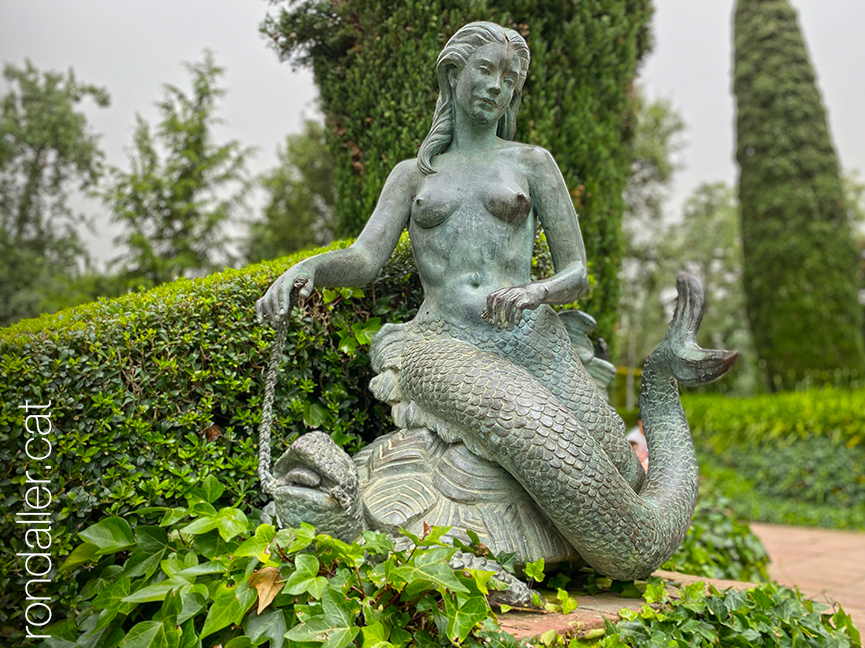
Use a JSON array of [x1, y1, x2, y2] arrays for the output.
[[750, 523, 865, 630]]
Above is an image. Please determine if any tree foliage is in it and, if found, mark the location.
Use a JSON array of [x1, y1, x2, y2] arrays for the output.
[[261, 0, 653, 346], [105, 53, 253, 289], [0, 60, 109, 325], [246, 118, 335, 263], [734, 0, 865, 390]]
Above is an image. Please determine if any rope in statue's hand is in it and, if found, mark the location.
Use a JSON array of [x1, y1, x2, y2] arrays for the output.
[[256, 276, 309, 496]]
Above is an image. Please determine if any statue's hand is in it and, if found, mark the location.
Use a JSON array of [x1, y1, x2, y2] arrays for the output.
[[256, 264, 316, 326], [483, 283, 547, 330]]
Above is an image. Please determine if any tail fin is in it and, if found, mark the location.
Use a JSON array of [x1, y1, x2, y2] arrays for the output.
[[655, 273, 739, 386]]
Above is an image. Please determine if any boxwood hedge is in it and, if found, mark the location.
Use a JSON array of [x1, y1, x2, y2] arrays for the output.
[[0, 237, 426, 627]]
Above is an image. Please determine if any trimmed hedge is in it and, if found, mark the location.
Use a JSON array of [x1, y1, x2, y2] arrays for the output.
[[0, 237, 424, 629], [683, 390, 865, 530]]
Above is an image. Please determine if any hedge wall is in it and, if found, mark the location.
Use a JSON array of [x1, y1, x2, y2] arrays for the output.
[[0, 238, 425, 628], [683, 389, 865, 530], [262, 0, 654, 348]]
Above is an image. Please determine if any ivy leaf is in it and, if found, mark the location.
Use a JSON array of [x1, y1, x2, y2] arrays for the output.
[[285, 554, 328, 598], [179, 508, 248, 541], [303, 401, 329, 428], [92, 577, 132, 630], [284, 588, 360, 648], [200, 580, 258, 639], [443, 594, 488, 644], [361, 531, 394, 556], [524, 558, 545, 583], [351, 318, 381, 345], [391, 556, 469, 597], [557, 589, 578, 615], [79, 517, 135, 555], [236, 524, 276, 559], [124, 526, 170, 579], [285, 523, 316, 553], [119, 619, 179, 648], [122, 578, 190, 604], [244, 608, 288, 648], [250, 567, 285, 613], [59, 542, 100, 572], [178, 591, 207, 625]]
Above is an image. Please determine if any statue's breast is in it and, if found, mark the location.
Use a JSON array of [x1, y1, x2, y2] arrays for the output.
[[411, 162, 532, 229]]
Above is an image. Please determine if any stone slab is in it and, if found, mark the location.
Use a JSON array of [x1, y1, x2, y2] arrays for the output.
[[497, 570, 758, 641]]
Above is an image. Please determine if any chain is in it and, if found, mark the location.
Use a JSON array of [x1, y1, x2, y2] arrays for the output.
[[257, 317, 288, 496]]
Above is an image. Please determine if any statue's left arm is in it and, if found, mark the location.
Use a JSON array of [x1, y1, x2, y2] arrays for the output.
[[485, 146, 589, 328]]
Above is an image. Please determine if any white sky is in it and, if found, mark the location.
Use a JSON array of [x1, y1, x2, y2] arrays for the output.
[[1, 0, 863, 266]]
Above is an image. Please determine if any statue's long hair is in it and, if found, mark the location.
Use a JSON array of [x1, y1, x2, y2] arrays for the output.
[[417, 22, 530, 175]]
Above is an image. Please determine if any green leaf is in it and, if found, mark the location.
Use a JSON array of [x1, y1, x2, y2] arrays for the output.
[[200, 474, 226, 503], [93, 577, 132, 630], [303, 402, 329, 428], [284, 588, 360, 648], [123, 578, 189, 604], [244, 607, 288, 648], [285, 523, 316, 553], [351, 318, 381, 345], [557, 589, 578, 614], [524, 558, 545, 583], [285, 553, 328, 598], [391, 557, 469, 597], [59, 542, 100, 572], [120, 620, 179, 648], [200, 580, 257, 639], [444, 594, 488, 644], [236, 524, 276, 559], [178, 591, 207, 625], [125, 526, 170, 579], [179, 507, 248, 541], [79, 517, 136, 555]]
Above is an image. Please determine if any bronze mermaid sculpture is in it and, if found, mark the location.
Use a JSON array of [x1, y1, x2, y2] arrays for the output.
[[256, 21, 737, 601]]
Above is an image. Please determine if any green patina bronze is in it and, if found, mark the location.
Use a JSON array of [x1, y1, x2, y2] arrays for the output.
[[256, 22, 737, 604]]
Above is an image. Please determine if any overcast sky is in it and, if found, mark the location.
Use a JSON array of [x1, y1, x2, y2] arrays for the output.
[[2, 0, 863, 266]]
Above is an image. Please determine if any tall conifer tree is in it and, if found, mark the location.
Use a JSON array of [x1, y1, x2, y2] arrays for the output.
[[262, 1, 653, 345], [733, 0, 864, 390]]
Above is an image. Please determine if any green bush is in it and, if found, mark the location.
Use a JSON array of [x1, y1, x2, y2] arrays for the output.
[[683, 389, 865, 451], [263, 0, 655, 346], [0, 237, 424, 630], [44, 478, 521, 648], [683, 390, 865, 530], [699, 460, 865, 532], [662, 490, 770, 584], [574, 579, 861, 648]]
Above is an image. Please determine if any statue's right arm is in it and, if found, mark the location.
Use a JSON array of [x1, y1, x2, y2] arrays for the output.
[[257, 159, 418, 323]]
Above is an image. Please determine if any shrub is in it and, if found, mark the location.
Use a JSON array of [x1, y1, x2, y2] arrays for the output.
[[263, 0, 655, 346], [44, 478, 522, 648], [683, 390, 865, 530], [662, 490, 770, 583], [573, 579, 861, 648], [0, 237, 424, 631]]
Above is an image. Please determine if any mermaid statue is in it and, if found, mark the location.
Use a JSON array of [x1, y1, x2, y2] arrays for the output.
[[256, 21, 737, 603]]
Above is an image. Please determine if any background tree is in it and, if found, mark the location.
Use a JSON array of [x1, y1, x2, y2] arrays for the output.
[[262, 0, 653, 346], [734, 0, 865, 390], [0, 61, 109, 325], [105, 53, 253, 289], [617, 92, 685, 407], [246, 118, 335, 263]]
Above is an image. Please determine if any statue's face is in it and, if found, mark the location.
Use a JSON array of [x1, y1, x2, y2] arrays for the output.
[[452, 42, 522, 126]]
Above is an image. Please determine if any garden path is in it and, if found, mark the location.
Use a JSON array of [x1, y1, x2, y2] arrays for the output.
[[750, 523, 865, 631]]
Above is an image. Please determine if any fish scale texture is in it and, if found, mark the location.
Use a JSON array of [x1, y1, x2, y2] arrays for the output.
[[374, 305, 645, 492], [399, 336, 694, 580]]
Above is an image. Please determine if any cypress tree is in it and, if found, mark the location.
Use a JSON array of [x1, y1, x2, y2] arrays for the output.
[[262, 1, 653, 346], [733, 0, 865, 390]]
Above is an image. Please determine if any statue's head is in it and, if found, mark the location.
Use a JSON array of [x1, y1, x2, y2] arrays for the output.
[[418, 22, 530, 174]]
